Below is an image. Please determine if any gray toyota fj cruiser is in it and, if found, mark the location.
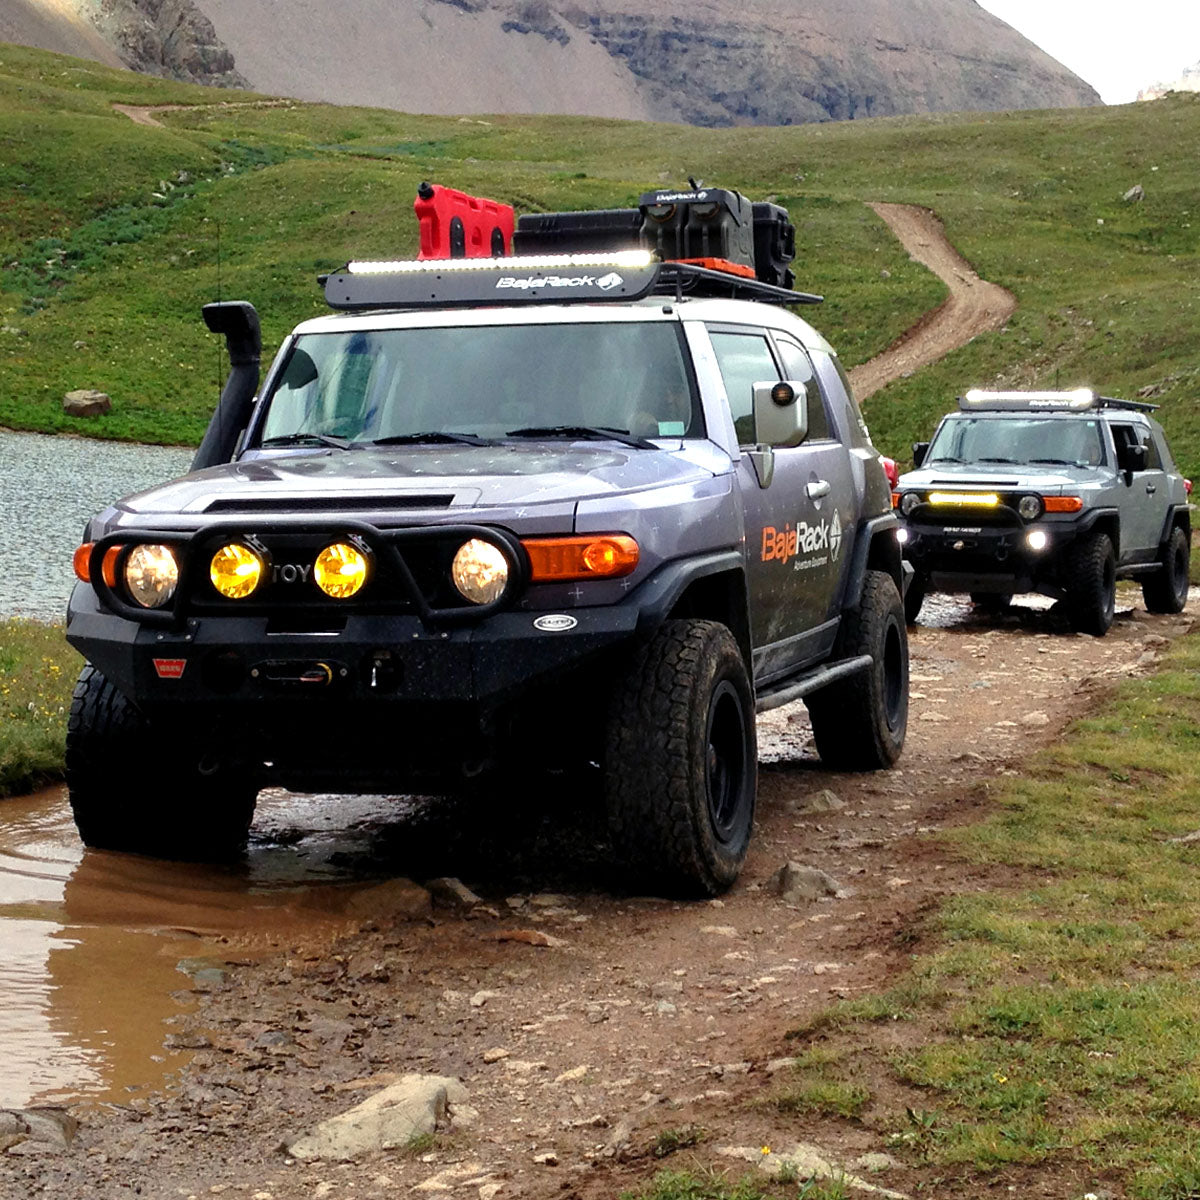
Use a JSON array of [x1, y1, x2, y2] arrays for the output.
[[64, 185, 908, 895], [896, 389, 1191, 633]]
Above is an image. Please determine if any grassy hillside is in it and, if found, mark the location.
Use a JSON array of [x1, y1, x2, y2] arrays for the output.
[[0, 44, 1198, 472]]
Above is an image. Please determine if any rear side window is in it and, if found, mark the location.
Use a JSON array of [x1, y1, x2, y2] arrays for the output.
[[773, 335, 830, 441], [708, 330, 778, 445]]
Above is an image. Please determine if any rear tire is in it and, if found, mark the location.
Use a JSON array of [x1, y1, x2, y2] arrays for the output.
[[605, 621, 756, 897], [1142, 525, 1190, 614], [1066, 531, 1116, 635], [66, 665, 257, 859], [807, 570, 908, 770]]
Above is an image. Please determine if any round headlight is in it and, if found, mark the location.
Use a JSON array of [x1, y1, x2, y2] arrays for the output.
[[124, 544, 179, 609], [314, 542, 370, 599], [1018, 494, 1042, 521], [451, 539, 509, 605], [900, 492, 922, 517], [210, 543, 265, 600]]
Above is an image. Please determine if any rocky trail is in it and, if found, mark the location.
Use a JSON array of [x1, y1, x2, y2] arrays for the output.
[[4, 593, 1194, 1200]]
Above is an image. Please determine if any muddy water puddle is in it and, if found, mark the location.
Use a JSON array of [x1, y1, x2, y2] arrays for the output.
[[0, 786, 422, 1110]]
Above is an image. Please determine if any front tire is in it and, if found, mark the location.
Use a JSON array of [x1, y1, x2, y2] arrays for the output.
[[1142, 525, 1190, 614], [605, 621, 756, 897], [1066, 531, 1116, 635], [807, 570, 909, 770], [66, 665, 257, 859]]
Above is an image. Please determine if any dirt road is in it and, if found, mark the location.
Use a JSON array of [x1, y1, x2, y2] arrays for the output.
[[4, 593, 1193, 1200], [848, 203, 1017, 402]]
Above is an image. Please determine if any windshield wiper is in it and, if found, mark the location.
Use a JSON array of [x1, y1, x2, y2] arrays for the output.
[[927, 455, 963, 464], [259, 432, 352, 450], [366, 431, 497, 447], [506, 424, 657, 450], [1028, 457, 1077, 465], [976, 456, 1018, 464]]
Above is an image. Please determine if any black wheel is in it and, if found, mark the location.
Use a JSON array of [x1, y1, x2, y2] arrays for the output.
[[904, 572, 927, 624], [970, 591, 1012, 612], [807, 570, 909, 770], [1142, 525, 1190, 614], [66, 665, 257, 859], [1066, 531, 1116, 635], [605, 620, 756, 897]]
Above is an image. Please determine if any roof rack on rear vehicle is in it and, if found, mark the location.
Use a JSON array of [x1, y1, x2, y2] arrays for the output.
[[958, 389, 1159, 413]]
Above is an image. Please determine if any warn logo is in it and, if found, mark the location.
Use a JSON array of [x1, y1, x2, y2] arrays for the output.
[[153, 658, 187, 680]]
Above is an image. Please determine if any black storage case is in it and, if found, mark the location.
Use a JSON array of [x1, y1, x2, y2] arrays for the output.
[[513, 209, 642, 255], [751, 202, 796, 290]]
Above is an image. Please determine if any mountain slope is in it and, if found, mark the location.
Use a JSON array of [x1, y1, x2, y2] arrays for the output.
[[9, 0, 1100, 126], [0, 0, 122, 67]]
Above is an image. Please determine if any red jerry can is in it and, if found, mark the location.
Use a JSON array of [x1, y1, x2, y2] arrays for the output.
[[414, 182, 515, 260]]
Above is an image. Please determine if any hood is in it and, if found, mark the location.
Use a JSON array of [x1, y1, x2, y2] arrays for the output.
[[108, 442, 719, 522], [898, 460, 1105, 492]]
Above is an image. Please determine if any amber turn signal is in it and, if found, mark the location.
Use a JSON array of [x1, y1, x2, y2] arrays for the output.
[[1043, 496, 1084, 513], [72, 543, 120, 586], [523, 535, 639, 582]]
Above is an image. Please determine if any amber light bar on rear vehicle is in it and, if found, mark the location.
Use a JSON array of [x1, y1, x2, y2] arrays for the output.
[[522, 535, 639, 583], [927, 492, 1001, 508]]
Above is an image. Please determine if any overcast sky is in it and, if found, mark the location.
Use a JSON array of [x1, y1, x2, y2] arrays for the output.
[[977, 0, 1200, 103]]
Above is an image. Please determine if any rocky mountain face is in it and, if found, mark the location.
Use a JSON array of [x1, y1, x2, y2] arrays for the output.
[[80, 0, 246, 87], [7, 0, 1101, 125]]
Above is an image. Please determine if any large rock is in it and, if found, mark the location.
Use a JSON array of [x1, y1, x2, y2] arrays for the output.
[[286, 1074, 468, 1162], [62, 389, 111, 417]]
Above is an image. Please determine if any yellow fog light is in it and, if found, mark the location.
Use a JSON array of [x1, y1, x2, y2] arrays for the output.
[[928, 492, 1000, 508], [210, 542, 265, 600], [124, 543, 179, 609], [314, 542, 370, 599], [451, 538, 510, 605]]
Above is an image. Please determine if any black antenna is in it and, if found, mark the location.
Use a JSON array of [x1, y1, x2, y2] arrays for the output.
[[215, 220, 223, 399]]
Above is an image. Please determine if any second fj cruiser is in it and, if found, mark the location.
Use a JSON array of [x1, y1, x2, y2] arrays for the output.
[[895, 389, 1191, 633], [64, 184, 909, 896]]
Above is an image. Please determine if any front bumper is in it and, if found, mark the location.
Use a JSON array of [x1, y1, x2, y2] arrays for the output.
[[902, 521, 1081, 594]]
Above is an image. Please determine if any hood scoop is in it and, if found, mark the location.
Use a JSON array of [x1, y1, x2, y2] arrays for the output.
[[203, 494, 454, 514]]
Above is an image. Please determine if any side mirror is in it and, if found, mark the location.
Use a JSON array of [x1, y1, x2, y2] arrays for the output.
[[912, 441, 930, 468], [1120, 443, 1148, 474], [751, 380, 809, 448]]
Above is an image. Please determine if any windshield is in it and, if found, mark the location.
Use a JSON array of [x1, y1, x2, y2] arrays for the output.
[[927, 416, 1106, 467], [255, 322, 700, 446]]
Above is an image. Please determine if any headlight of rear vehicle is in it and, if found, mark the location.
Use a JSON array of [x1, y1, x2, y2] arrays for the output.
[[314, 542, 370, 599], [210, 542, 265, 600], [451, 539, 509, 605], [124, 544, 179, 609], [899, 492, 922, 517], [1017, 494, 1043, 521]]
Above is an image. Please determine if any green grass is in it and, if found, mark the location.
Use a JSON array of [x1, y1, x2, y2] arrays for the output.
[[0, 618, 80, 795], [778, 632, 1200, 1198], [1, 47, 1198, 468]]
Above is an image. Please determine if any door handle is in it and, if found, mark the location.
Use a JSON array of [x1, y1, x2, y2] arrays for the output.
[[806, 479, 831, 500]]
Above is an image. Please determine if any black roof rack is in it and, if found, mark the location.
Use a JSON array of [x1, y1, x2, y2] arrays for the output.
[[958, 389, 1159, 414], [320, 254, 822, 312]]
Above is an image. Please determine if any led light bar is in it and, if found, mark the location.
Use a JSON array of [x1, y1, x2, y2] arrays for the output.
[[928, 492, 1001, 508], [960, 389, 1097, 411], [346, 250, 656, 275]]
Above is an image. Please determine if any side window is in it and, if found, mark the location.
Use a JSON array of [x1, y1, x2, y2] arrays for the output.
[[1142, 428, 1164, 469], [773, 336, 830, 441], [709, 330, 779, 445]]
